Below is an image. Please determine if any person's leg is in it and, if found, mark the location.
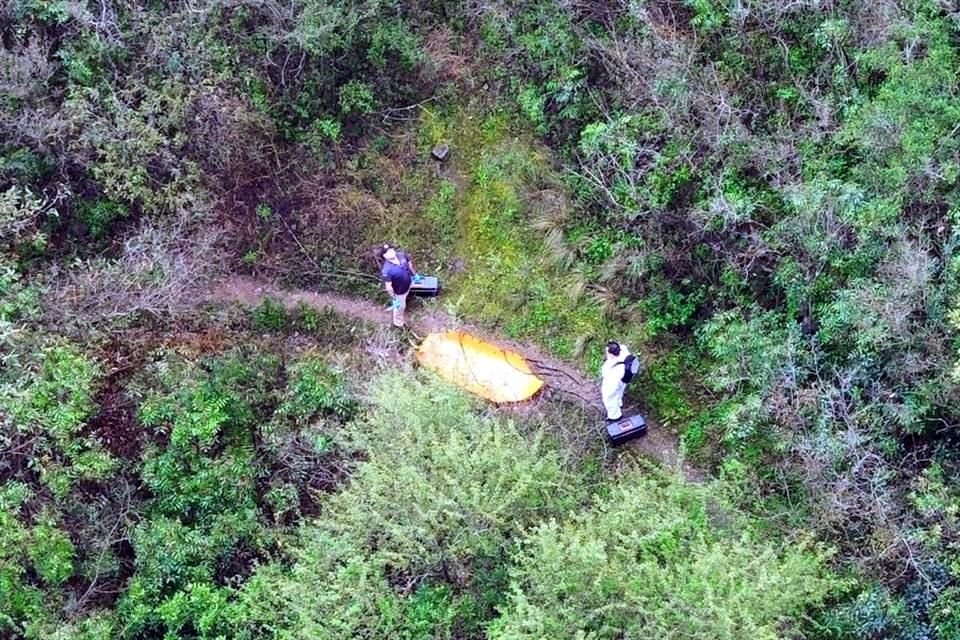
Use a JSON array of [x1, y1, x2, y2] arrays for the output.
[[393, 290, 409, 327], [601, 379, 623, 421]]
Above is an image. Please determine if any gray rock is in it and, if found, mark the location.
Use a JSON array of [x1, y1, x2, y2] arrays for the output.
[[431, 143, 450, 162]]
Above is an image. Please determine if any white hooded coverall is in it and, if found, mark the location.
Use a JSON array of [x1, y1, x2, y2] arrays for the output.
[[601, 345, 631, 420]]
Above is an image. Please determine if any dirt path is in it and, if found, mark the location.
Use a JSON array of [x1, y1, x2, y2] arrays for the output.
[[210, 276, 705, 482]]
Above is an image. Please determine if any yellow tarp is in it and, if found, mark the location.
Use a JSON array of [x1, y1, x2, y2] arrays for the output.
[[416, 331, 544, 403]]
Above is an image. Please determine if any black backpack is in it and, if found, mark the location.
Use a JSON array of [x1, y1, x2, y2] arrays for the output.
[[620, 355, 641, 384]]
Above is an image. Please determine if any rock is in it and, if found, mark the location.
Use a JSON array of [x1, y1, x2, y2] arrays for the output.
[[431, 143, 450, 162]]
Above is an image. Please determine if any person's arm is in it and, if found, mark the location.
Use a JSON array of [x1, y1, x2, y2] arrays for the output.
[[400, 251, 415, 276], [381, 265, 395, 296]]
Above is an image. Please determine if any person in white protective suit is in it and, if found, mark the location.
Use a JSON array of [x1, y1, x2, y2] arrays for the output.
[[601, 341, 640, 421]]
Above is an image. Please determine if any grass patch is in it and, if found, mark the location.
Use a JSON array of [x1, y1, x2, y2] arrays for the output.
[[363, 103, 608, 361]]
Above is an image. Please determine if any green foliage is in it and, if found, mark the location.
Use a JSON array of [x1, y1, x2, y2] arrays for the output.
[[255, 203, 272, 220], [425, 179, 458, 231], [0, 255, 41, 326], [76, 199, 128, 239], [641, 351, 696, 429], [685, 0, 728, 34], [5, 0, 960, 635], [384, 107, 607, 358], [16, 0, 71, 24], [841, 14, 960, 200], [368, 18, 423, 71], [816, 584, 944, 640], [639, 279, 706, 337], [156, 582, 233, 640], [338, 79, 376, 115], [289, 302, 362, 344], [0, 147, 50, 185], [120, 349, 283, 637], [2, 344, 114, 497], [9, 344, 98, 438], [326, 371, 570, 574], [491, 473, 837, 640], [251, 297, 288, 331], [310, 118, 343, 144], [0, 185, 55, 252], [62, 82, 200, 214], [697, 309, 789, 394], [27, 514, 75, 585], [275, 354, 354, 423], [517, 85, 547, 134], [0, 483, 43, 634], [235, 372, 572, 639], [932, 587, 960, 639]]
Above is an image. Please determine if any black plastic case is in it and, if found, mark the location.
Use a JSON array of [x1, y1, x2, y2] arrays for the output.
[[606, 414, 647, 445]]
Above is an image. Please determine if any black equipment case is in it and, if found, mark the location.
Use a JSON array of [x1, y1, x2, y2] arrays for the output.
[[606, 414, 647, 445], [410, 275, 441, 297]]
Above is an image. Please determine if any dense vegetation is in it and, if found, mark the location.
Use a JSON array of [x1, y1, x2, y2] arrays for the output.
[[4, 0, 960, 638]]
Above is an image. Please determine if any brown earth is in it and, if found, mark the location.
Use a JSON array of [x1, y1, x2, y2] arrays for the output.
[[209, 276, 706, 482]]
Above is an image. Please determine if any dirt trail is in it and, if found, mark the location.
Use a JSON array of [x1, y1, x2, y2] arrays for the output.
[[210, 276, 705, 482]]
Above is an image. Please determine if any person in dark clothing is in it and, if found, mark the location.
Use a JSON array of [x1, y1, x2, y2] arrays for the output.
[[379, 244, 416, 327]]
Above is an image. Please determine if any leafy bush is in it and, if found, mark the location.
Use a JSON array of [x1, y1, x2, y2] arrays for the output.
[[119, 348, 282, 636], [490, 473, 837, 640], [0, 482, 45, 635], [251, 297, 288, 332], [325, 372, 570, 572], [0, 185, 55, 253], [27, 514, 76, 586], [2, 344, 114, 497], [338, 79, 376, 115], [275, 354, 355, 423], [76, 199, 128, 239], [235, 372, 573, 639], [0, 255, 41, 325]]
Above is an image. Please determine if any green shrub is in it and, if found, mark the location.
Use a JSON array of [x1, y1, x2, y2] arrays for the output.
[[490, 473, 837, 640], [156, 582, 233, 640], [2, 344, 114, 497], [290, 303, 360, 344], [28, 515, 75, 586], [251, 297, 288, 331], [817, 586, 931, 640], [275, 354, 355, 423], [119, 349, 282, 635], [368, 18, 423, 71], [61, 81, 201, 214], [1, 185, 56, 252], [16, 0, 72, 24], [76, 199, 128, 239], [840, 14, 960, 201], [235, 372, 573, 639], [0, 256, 41, 324], [0, 147, 50, 185], [696, 309, 789, 394], [325, 371, 570, 575], [0, 483, 43, 634], [517, 85, 548, 134], [338, 79, 376, 115], [685, 0, 728, 33]]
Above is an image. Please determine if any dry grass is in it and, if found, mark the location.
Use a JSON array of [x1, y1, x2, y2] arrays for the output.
[[45, 210, 225, 325]]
